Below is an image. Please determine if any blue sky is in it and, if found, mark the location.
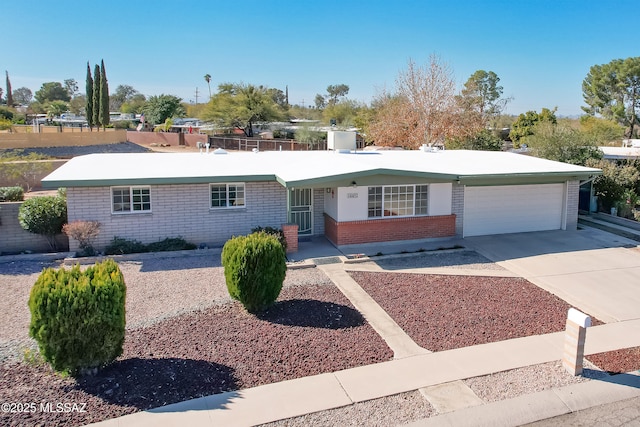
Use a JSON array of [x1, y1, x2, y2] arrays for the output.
[[4, 1, 636, 116]]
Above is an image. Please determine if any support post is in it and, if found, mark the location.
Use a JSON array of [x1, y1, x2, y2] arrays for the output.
[[563, 308, 591, 376], [281, 223, 298, 254]]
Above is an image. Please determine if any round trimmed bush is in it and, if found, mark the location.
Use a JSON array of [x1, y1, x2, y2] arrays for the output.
[[221, 231, 287, 314], [28, 259, 126, 375]]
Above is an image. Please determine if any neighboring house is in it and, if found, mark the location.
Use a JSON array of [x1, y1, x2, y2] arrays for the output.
[[41, 147, 601, 253]]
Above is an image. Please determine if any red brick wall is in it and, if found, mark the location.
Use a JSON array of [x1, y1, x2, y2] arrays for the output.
[[324, 214, 456, 246], [282, 223, 299, 253]]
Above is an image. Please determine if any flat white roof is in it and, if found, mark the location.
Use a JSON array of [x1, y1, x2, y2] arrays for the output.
[[42, 149, 601, 189]]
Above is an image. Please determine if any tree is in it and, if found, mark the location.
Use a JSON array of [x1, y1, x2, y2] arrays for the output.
[[326, 84, 349, 106], [446, 129, 503, 151], [69, 95, 86, 116], [586, 158, 640, 212], [120, 93, 146, 114], [45, 100, 69, 119], [200, 83, 285, 136], [579, 116, 625, 145], [35, 82, 71, 104], [509, 107, 557, 145], [322, 99, 360, 127], [523, 121, 602, 165], [582, 57, 640, 138], [142, 94, 186, 125], [64, 78, 79, 98], [314, 94, 326, 109], [457, 70, 510, 130], [204, 74, 212, 99], [85, 63, 94, 130], [369, 56, 477, 148], [18, 195, 67, 251], [5, 71, 13, 107], [110, 84, 138, 111], [12, 87, 32, 105], [99, 60, 109, 129], [266, 87, 288, 109], [92, 64, 100, 128]]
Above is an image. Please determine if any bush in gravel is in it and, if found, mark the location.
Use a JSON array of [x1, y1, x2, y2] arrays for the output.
[[251, 226, 287, 252], [104, 236, 197, 255], [222, 231, 286, 314], [145, 237, 197, 252], [104, 236, 148, 255], [0, 186, 24, 201], [18, 195, 67, 250], [28, 259, 126, 376]]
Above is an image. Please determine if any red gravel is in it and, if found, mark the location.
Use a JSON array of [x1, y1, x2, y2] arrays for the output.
[[2, 269, 638, 427], [0, 284, 393, 427], [587, 347, 640, 374], [348, 272, 601, 352]]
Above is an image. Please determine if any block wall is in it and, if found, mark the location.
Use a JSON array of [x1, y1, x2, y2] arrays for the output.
[[451, 183, 465, 236], [566, 180, 579, 230], [0, 202, 68, 254], [66, 182, 288, 252], [324, 213, 456, 246]]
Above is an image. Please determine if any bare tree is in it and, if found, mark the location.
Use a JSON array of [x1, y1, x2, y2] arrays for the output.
[[370, 55, 480, 148]]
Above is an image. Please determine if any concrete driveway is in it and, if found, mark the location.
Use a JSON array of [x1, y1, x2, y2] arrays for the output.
[[465, 228, 640, 324]]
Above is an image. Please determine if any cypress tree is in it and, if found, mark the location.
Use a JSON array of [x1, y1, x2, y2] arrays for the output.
[[5, 71, 13, 107], [92, 64, 100, 130], [99, 60, 109, 129], [85, 63, 94, 130]]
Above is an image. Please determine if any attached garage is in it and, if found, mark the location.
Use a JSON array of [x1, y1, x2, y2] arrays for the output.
[[463, 184, 566, 237]]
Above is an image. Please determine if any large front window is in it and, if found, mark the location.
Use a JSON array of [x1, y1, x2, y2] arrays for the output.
[[112, 186, 151, 213], [210, 183, 245, 208], [368, 184, 428, 218]]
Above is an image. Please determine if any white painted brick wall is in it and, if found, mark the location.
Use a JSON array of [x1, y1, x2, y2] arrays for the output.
[[451, 183, 464, 236], [67, 182, 288, 252], [566, 180, 579, 230], [313, 188, 325, 236]]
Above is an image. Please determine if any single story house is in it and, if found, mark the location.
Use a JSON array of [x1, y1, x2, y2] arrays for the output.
[[41, 148, 601, 252]]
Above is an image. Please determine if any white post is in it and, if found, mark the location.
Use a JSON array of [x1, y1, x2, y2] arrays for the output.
[[563, 308, 591, 376]]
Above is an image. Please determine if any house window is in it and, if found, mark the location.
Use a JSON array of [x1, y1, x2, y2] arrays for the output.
[[367, 184, 428, 218], [112, 186, 151, 213], [210, 183, 245, 208]]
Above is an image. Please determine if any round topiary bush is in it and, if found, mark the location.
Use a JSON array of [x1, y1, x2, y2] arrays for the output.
[[18, 195, 67, 250], [28, 259, 126, 375], [221, 231, 287, 314]]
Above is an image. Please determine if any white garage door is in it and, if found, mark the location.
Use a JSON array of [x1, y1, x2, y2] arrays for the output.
[[463, 184, 565, 237]]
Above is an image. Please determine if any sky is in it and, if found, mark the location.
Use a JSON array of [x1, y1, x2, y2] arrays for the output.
[[3, 0, 637, 117]]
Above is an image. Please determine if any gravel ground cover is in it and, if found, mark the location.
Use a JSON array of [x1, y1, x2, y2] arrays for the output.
[[1, 251, 639, 427], [368, 250, 506, 271], [348, 271, 605, 351]]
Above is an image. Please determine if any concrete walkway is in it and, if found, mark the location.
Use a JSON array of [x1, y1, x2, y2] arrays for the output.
[[89, 228, 640, 427]]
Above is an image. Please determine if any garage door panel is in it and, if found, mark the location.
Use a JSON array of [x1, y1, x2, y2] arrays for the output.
[[464, 184, 564, 237]]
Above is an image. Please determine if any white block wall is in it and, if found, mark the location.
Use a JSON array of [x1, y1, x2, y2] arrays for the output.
[[566, 180, 579, 230], [66, 182, 288, 252], [451, 183, 465, 236]]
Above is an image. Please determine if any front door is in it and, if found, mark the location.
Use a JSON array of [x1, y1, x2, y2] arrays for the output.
[[288, 188, 313, 236]]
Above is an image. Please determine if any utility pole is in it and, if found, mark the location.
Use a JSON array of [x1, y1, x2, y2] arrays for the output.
[[195, 87, 199, 105]]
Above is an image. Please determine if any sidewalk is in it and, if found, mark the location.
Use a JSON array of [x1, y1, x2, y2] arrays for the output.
[[88, 234, 640, 427]]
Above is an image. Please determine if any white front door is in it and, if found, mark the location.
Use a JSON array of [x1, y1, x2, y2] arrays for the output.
[[288, 188, 313, 235]]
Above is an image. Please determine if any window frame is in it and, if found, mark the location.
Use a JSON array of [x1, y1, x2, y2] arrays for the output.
[[367, 184, 429, 218], [209, 182, 246, 209], [111, 186, 152, 214]]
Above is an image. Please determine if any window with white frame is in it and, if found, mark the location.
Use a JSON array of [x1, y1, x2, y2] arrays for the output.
[[367, 184, 428, 218], [210, 183, 245, 208], [112, 186, 151, 213]]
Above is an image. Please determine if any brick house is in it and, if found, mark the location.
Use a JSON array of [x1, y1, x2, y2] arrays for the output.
[[41, 148, 601, 253]]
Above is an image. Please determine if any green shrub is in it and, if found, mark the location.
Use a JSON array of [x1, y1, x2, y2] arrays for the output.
[[105, 236, 197, 255], [0, 186, 24, 201], [104, 236, 148, 255], [145, 237, 197, 252], [251, 226, 287, 252], [221, 231, 286, 314], [28, 259, 126, 375], [18, 195, 67, 250]]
